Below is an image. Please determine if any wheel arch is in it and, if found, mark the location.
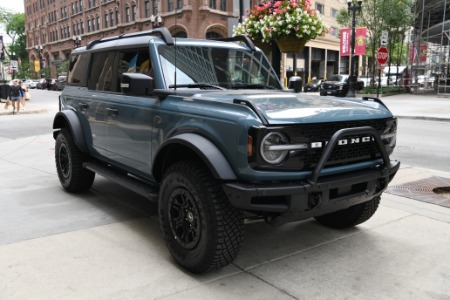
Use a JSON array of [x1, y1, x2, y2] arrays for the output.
[[52, 110, 88, 153], [153, 133, 237, 182]]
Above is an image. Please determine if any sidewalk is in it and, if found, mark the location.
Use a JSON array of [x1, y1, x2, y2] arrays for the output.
[[380, 93, 450, 122], [0, 99, 48, 115]]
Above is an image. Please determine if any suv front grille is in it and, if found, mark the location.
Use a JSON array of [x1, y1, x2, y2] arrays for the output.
[[253, 118, 395, 171]]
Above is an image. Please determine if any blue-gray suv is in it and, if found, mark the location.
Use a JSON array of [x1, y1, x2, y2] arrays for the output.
[[53, 28, 400, 273]]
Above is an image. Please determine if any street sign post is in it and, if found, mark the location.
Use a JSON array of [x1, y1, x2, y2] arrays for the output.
[[10, 60, 18, 71], [376, 47, 389, 65], [381, 31, 388, 46]]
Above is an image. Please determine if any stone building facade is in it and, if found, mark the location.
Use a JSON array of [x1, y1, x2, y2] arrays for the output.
[[24, 0, 347, 81]]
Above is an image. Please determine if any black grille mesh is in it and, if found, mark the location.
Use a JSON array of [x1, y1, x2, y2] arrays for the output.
[[255, 118, 395, 171]]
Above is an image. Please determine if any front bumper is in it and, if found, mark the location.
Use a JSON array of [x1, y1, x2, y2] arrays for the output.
[[222, 126, 400, 226]]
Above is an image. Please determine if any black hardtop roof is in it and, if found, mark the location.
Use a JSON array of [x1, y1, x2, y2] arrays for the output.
[[80, 27, 256, 52]]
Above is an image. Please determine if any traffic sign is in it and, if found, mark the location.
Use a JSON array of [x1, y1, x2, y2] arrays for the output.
[[377, 47, 389, 65], [10, 60, 18, 71], [381, 31, 388, 46]]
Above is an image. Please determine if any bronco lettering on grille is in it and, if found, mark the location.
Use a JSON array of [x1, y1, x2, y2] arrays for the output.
[[310, 136, 374, 149]]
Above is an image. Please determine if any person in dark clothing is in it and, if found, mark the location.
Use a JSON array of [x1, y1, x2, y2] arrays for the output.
[[7, 80, 22, 114]]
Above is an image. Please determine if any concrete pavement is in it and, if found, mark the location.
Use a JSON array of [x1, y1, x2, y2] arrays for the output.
[[0, 92, 450, 299]]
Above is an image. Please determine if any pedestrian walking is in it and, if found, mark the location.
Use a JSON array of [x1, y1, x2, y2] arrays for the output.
[[19, 80, 27, 110], [6, 80, 22, 115]]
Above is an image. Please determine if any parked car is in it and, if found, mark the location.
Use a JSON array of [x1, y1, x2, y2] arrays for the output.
[[319, 74, 363, 97], [358, 75, 371, 87], [53, 28, 399, 273], [46, 78, 58, 90], [36, 78, 47, 89], [24, 79, 38, 89], [304, 78, 322, 92], [56, 76, 67, 90]]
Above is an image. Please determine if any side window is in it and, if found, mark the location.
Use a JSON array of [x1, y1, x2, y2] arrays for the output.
[[68, 53, 89, 85], [88, 51, 116, 91], [116, 49, 152, 87]]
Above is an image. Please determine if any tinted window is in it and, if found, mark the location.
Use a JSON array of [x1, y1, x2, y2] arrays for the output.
[[115, 49, 152, 88], [88, 52, 116, 91], [68, 53, 89, 84]]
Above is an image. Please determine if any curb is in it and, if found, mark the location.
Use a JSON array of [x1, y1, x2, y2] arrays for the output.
[[395, 115, 450, 122]]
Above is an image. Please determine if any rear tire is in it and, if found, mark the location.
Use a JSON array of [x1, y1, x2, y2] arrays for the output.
[[55, 128, 95, 193], [159, 160, 244, 273], [314, 196, 381, 229]]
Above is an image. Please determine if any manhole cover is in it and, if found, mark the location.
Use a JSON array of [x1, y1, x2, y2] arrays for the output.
[[386, 176, 450, 208]]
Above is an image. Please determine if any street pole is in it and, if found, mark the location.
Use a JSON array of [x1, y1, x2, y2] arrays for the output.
[[346, 0, 362, 98]]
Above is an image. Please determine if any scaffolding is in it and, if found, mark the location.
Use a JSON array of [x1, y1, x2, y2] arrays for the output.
[[410, 0, 450, 94]]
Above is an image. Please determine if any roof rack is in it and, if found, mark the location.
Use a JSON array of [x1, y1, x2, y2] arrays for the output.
[[86, 27, 174, 50], [213, 36, 256, 51]]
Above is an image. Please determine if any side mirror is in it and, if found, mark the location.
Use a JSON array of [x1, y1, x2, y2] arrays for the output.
[[289, 76, 302, 93], [121, 73, 154, 96]]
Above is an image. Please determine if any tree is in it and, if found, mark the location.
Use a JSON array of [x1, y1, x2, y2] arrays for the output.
[[336, 0, 415, 86]]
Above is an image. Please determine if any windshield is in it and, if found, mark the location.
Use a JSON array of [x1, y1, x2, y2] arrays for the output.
[[158, 45, 282, 90]]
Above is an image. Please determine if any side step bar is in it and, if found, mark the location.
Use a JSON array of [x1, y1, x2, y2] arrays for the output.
[[84, 162, 159, 202]]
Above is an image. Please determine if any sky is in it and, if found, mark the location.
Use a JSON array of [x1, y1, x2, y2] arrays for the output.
[[1, 1, 25, 45]]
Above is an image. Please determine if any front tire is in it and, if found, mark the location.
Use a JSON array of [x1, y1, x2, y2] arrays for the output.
[[55, 128, 95, 193], [159, 160, 244, 273], [314, 196, 381, 228]]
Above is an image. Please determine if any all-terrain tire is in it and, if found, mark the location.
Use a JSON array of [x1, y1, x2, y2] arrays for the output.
[[159, 160, 244, 273], [55, 128, 95, 193], [314, 196, 381, 229]]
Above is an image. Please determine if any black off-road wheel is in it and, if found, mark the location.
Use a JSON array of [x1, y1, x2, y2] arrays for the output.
[[159, 160, 244, 273], [314, 196, 381, 229], [55, 128, 95, 193]]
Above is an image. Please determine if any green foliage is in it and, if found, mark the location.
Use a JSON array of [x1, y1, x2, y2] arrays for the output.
[[57, 61, 69, 75], [360, 85, 405, 94], [335, 0, 415, 77]]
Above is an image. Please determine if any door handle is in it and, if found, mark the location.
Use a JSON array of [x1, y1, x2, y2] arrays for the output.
[[106, 107, 119, 116]]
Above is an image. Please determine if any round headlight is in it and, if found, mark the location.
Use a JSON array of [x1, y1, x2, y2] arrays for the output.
[[260, 132, 289, 164]]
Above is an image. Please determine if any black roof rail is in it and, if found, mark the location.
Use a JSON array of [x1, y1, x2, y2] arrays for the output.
[[86, 27, 174, 50], [213, 36, 256, 51]]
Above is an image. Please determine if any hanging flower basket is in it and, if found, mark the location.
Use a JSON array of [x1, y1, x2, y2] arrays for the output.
[[253, 40, 272, 56], [276, 38, 307, 54]]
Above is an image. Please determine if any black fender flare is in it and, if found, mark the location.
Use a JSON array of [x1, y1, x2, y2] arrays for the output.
[[52, 110, 88, 153], [154, 133, 237, 181]]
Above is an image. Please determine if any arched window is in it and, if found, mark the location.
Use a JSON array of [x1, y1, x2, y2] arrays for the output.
[[206, 31, 222, 39], [173, 31, 187, 38], [104, 13, 109, 28], [125, 6, 130, 22], [132, 4, 137, 21]]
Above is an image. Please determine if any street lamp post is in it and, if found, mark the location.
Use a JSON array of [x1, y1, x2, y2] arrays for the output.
[[11, 52, 16, 80], [150, 14, 163, 28], [73, 36, 82, 48], [35, 45, 43, 78], [346, 0, 362, 98]]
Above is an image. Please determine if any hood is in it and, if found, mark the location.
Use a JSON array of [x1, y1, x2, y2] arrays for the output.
[[192, 91, 393, 125]]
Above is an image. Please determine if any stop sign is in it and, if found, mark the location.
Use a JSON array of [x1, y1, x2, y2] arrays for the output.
[[377, 47, 389, 65]]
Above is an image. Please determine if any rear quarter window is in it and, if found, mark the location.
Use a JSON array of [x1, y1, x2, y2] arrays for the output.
[[67, 53, 89, 85]]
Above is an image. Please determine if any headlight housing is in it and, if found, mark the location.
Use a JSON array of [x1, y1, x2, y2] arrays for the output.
[[260, 132, 289, 164]]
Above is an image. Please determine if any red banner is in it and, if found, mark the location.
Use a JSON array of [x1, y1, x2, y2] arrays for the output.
[[340, 28, 366, 56], [340, 28, 351, 56], [355, 27, 367, 56], [409, 44, 427, 62]]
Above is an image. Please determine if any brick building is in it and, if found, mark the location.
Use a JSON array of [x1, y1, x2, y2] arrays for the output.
[[24, 0, 347, 81]]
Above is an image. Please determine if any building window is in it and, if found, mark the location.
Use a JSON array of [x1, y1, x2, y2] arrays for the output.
[[145, 1, 150, 18], [125, 6, 130, 22], [81, 21, 84, 34], [331, 8, 338, 18], [220, 0, 226, 11], [87, 19, 91, 32], [206, 31, 222, 39], [115, 10, 119, 25], [315, 3, 324, 15], [168, 0, 173, 11], [330, 27, 338, 36], [152, 0, 158, 15], [97, 15, 100, 29], [104, 13, 108, 28], [132, 4, 136, 21], [110, 12, 114, 26], [73, 24, 76, 35], [209, 0, 216, 9], [177, 0, 182, 9]]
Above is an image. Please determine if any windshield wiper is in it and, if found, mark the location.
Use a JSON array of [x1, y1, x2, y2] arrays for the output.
[[230, 83, 278, 90], [169, 83, 225, 90]]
